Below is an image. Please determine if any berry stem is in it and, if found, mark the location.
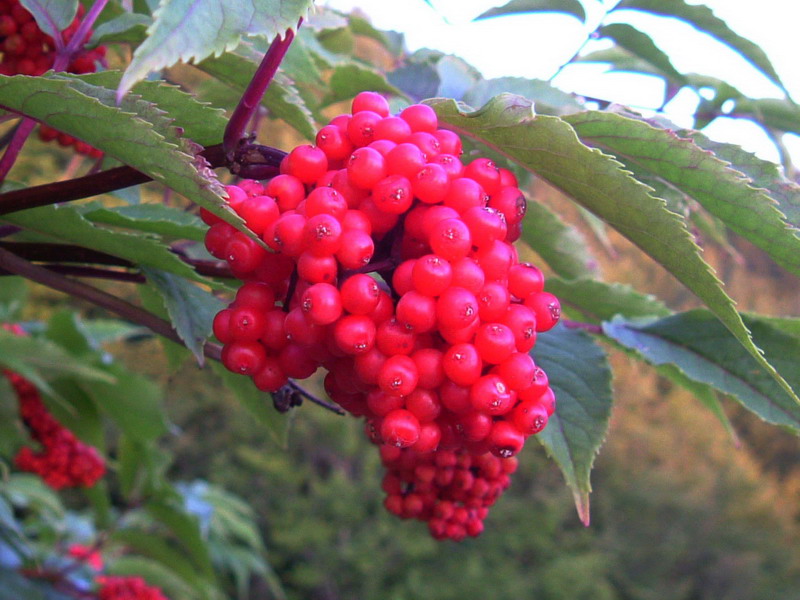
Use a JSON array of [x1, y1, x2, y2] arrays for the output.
[[287, 380, 346, 416], [0, 119, 37, 183], [59, 0, 109, 67], [222, 21, 300, 159]]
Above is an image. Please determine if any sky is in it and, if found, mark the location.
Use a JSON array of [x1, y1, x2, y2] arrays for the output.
[[319, 0, 800, 166]]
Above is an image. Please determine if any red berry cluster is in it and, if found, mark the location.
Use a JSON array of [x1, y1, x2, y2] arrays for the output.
[[0, 0, 105, 157], [97, 576, 169, 600], [3, 324, 106, 490], [203, 91, 561, 539]]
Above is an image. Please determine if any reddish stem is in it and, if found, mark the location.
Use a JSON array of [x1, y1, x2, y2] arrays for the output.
[[222, 21, 300, 158]]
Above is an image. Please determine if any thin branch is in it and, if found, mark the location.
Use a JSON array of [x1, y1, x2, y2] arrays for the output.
[[0, 144, 226, 216], [0, 264, 145, 282], [0, 119, 38, 183], [0, 245, 221, 359], [0, 246, 344, 417], [222, 22, 299, 157]]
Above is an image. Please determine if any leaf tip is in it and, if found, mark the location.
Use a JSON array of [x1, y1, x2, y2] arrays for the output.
[[573, 489, 591, 526]]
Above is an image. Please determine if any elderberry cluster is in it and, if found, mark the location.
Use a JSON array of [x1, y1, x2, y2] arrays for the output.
[[3, 324, 105, 490], [203, 92, 561, 540], [0, 0, 105, 157], [97, 576, 169, 600]]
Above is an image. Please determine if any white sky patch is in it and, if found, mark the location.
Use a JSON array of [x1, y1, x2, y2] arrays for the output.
[[320, 0, 800, 165]]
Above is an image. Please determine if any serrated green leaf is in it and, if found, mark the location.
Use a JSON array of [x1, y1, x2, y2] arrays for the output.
[[534, 326, 613, 525], [320, 63, 408, 108], [19, 0, 78, 39], [463, 77, 583, 116], [76, 71, 229, 146], [546, 277, 670, 322], [521, 200, 598, 279], [602, 310, 800, 432], [476, 0, 586, 22], [0, 73, 249, 236], [1, 205, 208, 284], [681, 130, 800, 230], [118, 0, 313, 98], [615, 0, 787, 95], [429, 94, 799, 406], [208, 361, 291, 448], [141, 269, 224, 365], [80, 364, 168, 443], [137, 284, 194, 371], [596, 23, 685, 85], [82, 204, 206, 242], [565, 110, 800, 278]]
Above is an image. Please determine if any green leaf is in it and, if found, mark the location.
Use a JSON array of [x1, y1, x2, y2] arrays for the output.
[[0, 568, 75, 600], [476, 0, 586, 23], [2, 205, 209, 284], [80, 364, 169, 443], [615, 0, 787, 95], [82, 204, 206, 242], [109, 529, 207, 591], [0, 330, 115, 401], [89, 12, 151, 46], [320, 63, 408, 108], [564, 110, 800, 278], [118, 0, 313, 98], [138, 284, 194, 371], [533, 326, 614, 525], [141, 269, 224, 365], [208, 361, 291, 448], [546, 277, 670, 323], [428, 94, 799, 406], [463, 77, 583, 116], [602, 310, 800, 433], [728, 97, 800, 136], [575, 46, 664, 79], [76, 71, 229, 146], [680, 130, 800, 230], [107, 556, 206, 600], [596, 23, 685, 84], [146, 499, 216, 578], [19, 0, 78, 39], [0, 73, 248, 236], [0, 277, 28, 321], [520, 200, 598, 279], [197, 51, 317, 140]]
